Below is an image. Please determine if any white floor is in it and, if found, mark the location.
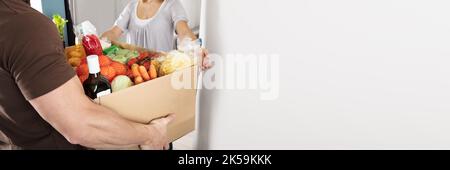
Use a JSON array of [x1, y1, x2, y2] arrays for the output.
[[173, 131, 196, 150]]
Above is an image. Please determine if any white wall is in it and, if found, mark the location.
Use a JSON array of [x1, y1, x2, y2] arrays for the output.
[[198, 0, 450, 149], [71, 0, 118, 34]]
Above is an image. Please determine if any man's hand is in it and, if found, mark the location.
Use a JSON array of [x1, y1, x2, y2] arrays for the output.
[[140, 114, 175, 150]]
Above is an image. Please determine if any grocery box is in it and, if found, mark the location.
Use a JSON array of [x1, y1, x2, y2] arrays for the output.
[[96, 39, 199, 145], [94, 64, 199, 143], [68, 36, 200, 147]]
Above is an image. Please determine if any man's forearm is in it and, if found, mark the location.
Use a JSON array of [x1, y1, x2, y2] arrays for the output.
[[29, 77, 164, 149], [72, 104, 157, 149]]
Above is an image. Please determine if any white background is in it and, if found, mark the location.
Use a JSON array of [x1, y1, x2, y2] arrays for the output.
[[198, 0, 450, 149]]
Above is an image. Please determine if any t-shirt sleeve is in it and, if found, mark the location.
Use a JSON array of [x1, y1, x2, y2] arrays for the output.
[[114, 2, 133, 32], [170, 0, 189, 28], [8, 13, 76, 101]]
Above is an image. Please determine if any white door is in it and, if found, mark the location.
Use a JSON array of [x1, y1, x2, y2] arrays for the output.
[[198, 0, 450, 149]]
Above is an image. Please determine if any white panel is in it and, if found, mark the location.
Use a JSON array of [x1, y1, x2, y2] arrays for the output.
[[199, 0, 450, 149], [30, 0, 43, 13], [180, 0, 201, 28], [72, 0, 117, 34]]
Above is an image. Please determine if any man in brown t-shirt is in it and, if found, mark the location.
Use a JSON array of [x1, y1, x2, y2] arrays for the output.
[[0, 0, 173, 150]]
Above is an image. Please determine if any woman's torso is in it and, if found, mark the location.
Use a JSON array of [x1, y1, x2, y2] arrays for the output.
[[125, 0, 176, 52]]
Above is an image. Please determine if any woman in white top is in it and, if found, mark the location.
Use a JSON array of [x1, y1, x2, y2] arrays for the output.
[[102, 0, 210, 69]]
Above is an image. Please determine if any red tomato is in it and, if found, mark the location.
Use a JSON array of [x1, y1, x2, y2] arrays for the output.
[[110, 62, 127, 76], [76, 64, 89, 76], [99, 55, 112, 67], [100, 66, 116, 82]]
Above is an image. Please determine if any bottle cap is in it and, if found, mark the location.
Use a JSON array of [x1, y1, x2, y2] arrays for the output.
[[86, 55, 100, 74]]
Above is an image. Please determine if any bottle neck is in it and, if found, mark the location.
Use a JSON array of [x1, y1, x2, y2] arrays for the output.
[[89, 72, 101, 78]]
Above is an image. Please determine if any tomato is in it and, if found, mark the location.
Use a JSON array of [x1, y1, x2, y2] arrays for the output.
[[76, 64, 89, 76], [99, 55, 112, 67], [110, 62, 127, 76], [100, 66, 117, 82], [127, 58, 138, 68]]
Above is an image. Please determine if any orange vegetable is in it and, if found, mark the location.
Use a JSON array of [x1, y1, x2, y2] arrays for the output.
[[101, 66, 117, 82], [99, 55, 112, 67], [134, 76, 144, 85], [69, 57, 81, 67], [69, 51, 83, 59], [139, 66, 150, 81], [149, 64, 157, 80], [78, 74, 88, 84], [131, 64, 141, 78], [76, 64, 89, 76], [65, 45, 86, 59], [110, 62, 127, 75]]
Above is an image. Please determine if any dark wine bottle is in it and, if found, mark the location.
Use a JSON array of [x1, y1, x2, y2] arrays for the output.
[[83, 55, 112, 99]]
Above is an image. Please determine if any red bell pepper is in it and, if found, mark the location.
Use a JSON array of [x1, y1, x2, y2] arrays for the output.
[[82, 34, 103, 56]]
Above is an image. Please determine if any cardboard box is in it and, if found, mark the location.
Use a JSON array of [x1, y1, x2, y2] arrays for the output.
[[94, 65, 199, 143]]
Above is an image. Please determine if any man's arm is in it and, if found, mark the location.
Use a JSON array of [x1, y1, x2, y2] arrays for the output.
[[29, 76, 173, 149]]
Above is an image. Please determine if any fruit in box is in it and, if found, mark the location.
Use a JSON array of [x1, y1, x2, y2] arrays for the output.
[[101, 66, 117, 82], [82, 34, 103, 56], [159, 50, 193, 76], [149, 64, 157, 80], [80, 54, 110, 66], [69, 51, 83, 59], [151, 60, 161, 74], [68, 58, 81, 68], [126, 69, 134, 79], [77, 59, 125, 83], [75, 42, 168, 91], [65, 45, 86, 67], [76, 64, 89, 76], [127, 58, 138, 68], [106, 48, 139, 65], [110, 62, 127, 76], [134, 76, 144, 85], [111, 55, 128, 64], [79, 74, 88, 84], [81, 57, 87, 65], [99, 55, 112, 67], [111, 75, 133, 92]]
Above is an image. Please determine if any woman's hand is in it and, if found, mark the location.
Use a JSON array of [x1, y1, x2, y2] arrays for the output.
[[100, 26, 123, 42], [201, 48, 212, 70], [175, 21, 212, 70]]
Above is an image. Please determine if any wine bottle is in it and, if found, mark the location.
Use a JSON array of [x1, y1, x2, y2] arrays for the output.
[[83, 55, 112, 99]]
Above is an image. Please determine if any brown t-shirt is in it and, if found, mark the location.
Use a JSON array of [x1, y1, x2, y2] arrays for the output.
[[0, 0, 81, 149]]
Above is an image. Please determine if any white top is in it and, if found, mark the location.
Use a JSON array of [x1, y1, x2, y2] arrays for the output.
[[114, 0, 189, 52], [133, 0, 166, 27]]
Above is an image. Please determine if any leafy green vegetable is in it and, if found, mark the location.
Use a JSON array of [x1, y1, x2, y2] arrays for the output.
[[116, 49, 131, 56], [104, 45, 120, 56], [52, 14, 68, 40], [112, 55, 128, 64]]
